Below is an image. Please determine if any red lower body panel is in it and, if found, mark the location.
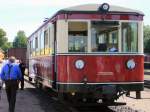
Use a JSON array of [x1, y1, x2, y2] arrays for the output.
[[57, 55, 144, 83], [29, 56, 53, 87]]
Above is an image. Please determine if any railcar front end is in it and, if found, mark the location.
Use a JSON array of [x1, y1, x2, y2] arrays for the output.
[[57, 54, 144, 102], [27, 3, 144, 103]]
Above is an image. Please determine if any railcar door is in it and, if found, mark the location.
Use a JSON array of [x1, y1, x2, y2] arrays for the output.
[[52, 22, 57, 89]]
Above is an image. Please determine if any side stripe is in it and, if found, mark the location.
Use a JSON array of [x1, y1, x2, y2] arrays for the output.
[[56, 82, 144, 85], [56, 53, 144, 56]]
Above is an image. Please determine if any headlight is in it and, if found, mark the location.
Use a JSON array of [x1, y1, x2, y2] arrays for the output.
[[75, 60, 85, 69], [126, 59, 136, 70], [99, 3, 110, 12], [102, 3, 109, 10]]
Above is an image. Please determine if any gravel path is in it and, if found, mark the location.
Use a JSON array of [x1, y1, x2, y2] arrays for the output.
[[1, 81, 150, 112]]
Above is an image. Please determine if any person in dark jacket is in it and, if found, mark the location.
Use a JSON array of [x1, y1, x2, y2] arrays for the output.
[[0, 56, 22, 112], [19, 60, 26, 90]]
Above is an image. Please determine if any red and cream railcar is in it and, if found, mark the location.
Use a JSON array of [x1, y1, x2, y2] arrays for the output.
[[27, 3, 144, 102]]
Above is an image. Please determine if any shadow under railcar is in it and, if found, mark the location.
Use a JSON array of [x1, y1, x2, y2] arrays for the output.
[[144, 54, 150, 70]]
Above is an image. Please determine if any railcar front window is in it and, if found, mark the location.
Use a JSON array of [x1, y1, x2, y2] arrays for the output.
[[122, 22, 138, 52], [91, 21, 119, 52], [68, 22, 87, 52]]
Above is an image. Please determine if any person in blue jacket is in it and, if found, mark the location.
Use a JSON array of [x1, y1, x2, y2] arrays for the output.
[[1, 56, 22, 112]]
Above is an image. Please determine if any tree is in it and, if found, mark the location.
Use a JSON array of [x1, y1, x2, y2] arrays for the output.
[[2, 42, 13, 52], [13, 31, 27, 48], [0, 28, 8, 47], [0, 28, 12, 53], [144, 25, 150, 53]]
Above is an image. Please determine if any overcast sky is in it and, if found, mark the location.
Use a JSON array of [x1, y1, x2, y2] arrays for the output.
[[0, 0, 150, 42]]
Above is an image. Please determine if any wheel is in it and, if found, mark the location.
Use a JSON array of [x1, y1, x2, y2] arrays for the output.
[[35, 78, 42, 89], [29, 77, 32, 81], [102, 98, 114, 103], [58, 93, 68, 102]]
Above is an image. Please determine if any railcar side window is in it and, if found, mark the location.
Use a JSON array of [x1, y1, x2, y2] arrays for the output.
[[44, 29, 50, 55], [32, 38, 35, 56], [30, 41, 32, 55], [40, 32, 44, 55], [38, 34, 41, 54], [49, 27, 51, 50], [68, 22, 88, 52], [122, 22, 138, 52], [44, 30, 49, 48], [35, 37, 38, 49], [91, 21, 119, 52]]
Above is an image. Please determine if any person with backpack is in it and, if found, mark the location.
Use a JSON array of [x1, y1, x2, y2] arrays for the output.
[[0, 59, 4, 100], [0, 56, 22, 112], [19, 60, 26, 90]]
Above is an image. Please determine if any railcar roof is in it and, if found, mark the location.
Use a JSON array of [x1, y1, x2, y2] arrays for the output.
[[59, 4, 144, 15], [28, 4, 144, 39]]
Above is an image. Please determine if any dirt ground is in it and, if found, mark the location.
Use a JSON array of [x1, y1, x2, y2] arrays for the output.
[[116, 74, 150, 112], [117, 88, 150, 112]]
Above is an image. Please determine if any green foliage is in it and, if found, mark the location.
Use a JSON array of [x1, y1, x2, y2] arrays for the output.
[[0, 28, 7, 47], [0, 28, 12, 52], [144, 25, 150, 53], [13, 31, 27, 48], [2, 42, 13, 52]]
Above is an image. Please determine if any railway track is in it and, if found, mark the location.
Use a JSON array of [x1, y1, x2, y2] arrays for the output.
[[61, 97, 143, 112], [144, 80, 150, 88], [144, 70, 150, 88], [24, 76, 148, 112], [65, 102, 142, 112], [53, 79, 150, 112], [31, 88, 147, 112]]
